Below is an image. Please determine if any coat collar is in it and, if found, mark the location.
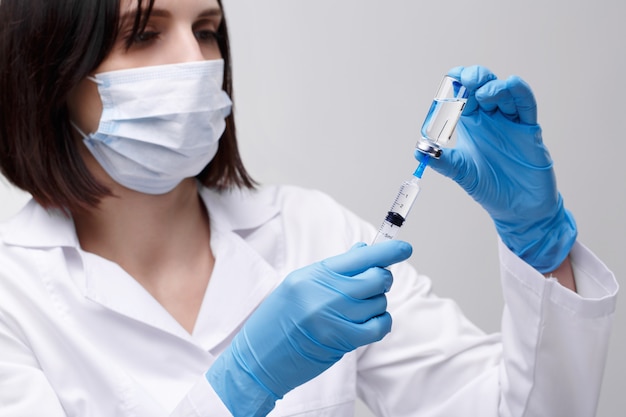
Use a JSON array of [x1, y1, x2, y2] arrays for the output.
[[1, 186, 283, 351], [199, 185, 280, 233], [0, 200, 79, 248], [0, 186, 281, 249]]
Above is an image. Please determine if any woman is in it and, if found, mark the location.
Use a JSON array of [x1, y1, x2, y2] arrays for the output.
[[0, 0, 617, 416]]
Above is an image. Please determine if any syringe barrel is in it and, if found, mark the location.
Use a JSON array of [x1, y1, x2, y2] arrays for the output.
[[389, 176, 421, 219], [372, 219, 401, 244], [372, 176, 421, 244]]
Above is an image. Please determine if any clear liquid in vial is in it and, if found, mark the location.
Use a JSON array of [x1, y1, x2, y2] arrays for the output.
[[420, 98, 466, 145]]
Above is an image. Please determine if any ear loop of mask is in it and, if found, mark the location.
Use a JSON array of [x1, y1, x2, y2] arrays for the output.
[[70, 121, 90, 138]]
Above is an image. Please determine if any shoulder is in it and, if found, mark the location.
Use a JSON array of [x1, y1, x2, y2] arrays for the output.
[[202, 184, 377, 257], [218, 183, 343, 208], [265, 184, 377, 247], [251, 184, 366, 225], [202, 183, 358, 225], [0, 200, 75, 302], [271, 184, 347, 214], [0, 239, 54, 327]]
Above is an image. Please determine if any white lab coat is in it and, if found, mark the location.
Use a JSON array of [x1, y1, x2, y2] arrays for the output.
[[0, 184, 618, 417]]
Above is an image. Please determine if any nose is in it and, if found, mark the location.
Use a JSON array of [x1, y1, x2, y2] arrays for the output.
[[168, 26, 205, 63]]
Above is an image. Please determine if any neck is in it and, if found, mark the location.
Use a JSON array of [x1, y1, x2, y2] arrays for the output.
[[72, 179, 211, 279]]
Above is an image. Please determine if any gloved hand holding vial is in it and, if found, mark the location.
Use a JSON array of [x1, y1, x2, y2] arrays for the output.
[[372, 76, 469, 244]]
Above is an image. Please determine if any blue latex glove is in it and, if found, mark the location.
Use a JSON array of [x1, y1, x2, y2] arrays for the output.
[[206, 240, 412, 416], [416, 65, 576, 273]]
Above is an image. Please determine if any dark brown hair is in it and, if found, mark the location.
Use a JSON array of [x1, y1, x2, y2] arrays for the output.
[[0, 0, 255, 212]]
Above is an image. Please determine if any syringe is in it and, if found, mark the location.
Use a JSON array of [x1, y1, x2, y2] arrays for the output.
[[372, 155, 430, 244], [372, 75, 468, 245]]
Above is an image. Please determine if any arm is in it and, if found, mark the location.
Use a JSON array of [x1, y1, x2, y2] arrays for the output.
[[356, 239, 617, 417], [545, 255, 576, 292], [497, 240, 616, 417], [0, 311, 68, 417]]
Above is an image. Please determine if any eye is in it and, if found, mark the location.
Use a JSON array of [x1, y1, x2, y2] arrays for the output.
[[194, 29, 220, 44], [193, 17, 222, 46], [133, 31, 161, 44], [120, 29, 161, 50]]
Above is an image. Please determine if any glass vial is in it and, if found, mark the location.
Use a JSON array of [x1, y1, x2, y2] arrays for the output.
[[416, 76, 469, 158]]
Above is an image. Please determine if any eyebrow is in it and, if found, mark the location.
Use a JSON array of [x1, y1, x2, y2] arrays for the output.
[[198, 8, 223, 19], [120, 7, 223, 25]]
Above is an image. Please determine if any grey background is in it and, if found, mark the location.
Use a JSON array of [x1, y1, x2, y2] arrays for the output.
[[1, 0, 624, 415]]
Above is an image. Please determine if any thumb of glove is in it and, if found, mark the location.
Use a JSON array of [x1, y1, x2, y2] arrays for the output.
[[414, 145, 473, 190]]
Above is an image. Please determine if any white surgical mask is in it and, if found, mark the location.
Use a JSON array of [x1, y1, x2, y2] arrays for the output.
[[73, 59, 232, 195]]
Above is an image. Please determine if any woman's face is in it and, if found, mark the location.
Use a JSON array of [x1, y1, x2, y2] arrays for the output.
[[67, 0, 223, 135]]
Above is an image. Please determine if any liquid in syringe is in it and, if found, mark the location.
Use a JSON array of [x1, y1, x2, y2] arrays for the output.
[[371, 156, 429, 244]]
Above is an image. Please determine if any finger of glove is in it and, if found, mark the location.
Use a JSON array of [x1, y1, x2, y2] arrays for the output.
[[322, 240, 412, 276], [475, 79, 518, 118], [448, 65, 497, 115], [505, 75, 537, 125], [339, 293, 388, 324], [329, 266, 393, 300], [475, 76, 537, 125], [344, 311, 393, 347], [446, 65, 465, 80], [415, 146, 473, 187]]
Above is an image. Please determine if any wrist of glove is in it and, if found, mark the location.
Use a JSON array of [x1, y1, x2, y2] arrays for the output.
[[419, 66, 577, 273], [206, 240, 412, 416], [493, 190, 577, 273], [457, 110, 577, 273], [206, 350, 278, 417]]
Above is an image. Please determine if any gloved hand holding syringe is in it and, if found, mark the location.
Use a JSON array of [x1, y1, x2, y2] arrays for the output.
[[372, 76, 469, 244]]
